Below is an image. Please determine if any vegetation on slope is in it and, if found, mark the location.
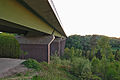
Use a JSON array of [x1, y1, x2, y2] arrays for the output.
[[1, 34, 120, 80], [66, 35, 120, 51], [64, 35, 120, 80], [66, 35, 120, 60]]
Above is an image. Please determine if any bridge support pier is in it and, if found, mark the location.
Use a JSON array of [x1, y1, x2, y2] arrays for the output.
[[50, 38, 66, 56], [16, 35, 55, 63]]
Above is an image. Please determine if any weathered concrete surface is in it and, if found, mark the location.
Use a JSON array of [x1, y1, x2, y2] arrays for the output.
[[16, 35, 55, 63], [0, 58, 25, 78], [50, 38, 66, 56]]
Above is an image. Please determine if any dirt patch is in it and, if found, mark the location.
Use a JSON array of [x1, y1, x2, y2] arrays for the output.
[[0, 58, 27, 78], [0, 64, 29, 78]]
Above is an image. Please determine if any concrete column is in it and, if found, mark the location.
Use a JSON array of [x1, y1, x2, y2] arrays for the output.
[[15, 35, 55, 63], [60, 38, 66, 56], [50, 38, 66, 56]]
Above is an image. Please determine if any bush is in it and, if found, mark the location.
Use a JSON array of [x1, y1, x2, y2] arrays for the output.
[[91, 75, 102, 80], [62, 48, 73, 60], [70, 57, 92, 79], [105, 61, 120, 80], [51, 53, 62, 65], [62, 47, 82, 60], [91, 57, 101, 74], [0, 33, 21, 58], [32, 75, 45, 80], [22, 59, 41, 70]]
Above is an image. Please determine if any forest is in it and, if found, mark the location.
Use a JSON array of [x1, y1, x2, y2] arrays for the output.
[[62, 35, 120, 80]]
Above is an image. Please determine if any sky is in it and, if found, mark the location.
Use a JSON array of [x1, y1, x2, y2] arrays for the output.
[[52, 0, 120, 38]]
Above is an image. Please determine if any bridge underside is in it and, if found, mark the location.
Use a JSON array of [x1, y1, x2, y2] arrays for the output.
[[0, 20, 66, 63], [0, 23, 66, 63], [0, 0, 66, 63], [0, 19, 49, 37]]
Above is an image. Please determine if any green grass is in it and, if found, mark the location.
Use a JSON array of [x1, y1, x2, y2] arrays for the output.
[[22, 59, 42, 71]]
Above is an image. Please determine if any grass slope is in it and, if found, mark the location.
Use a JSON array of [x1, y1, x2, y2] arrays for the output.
[[0, 59, 76, 80]]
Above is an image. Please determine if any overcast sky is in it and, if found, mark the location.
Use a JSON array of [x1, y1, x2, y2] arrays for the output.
[[52, 0, 120, 37]]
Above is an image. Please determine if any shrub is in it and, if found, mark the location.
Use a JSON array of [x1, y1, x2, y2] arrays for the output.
[[70, 57, 92, 79], [62, 48, 73, 60], [32, 75, 45, 80], [91, 57, 101, 74], [60, 59, 71, 72], [51, 53, 62, 65], [91, 75, 102, 80], [62, 48, 82, 60], [22, 59, 41, 70], [0, 33, 21, 58], [104, 61, 120, 80]]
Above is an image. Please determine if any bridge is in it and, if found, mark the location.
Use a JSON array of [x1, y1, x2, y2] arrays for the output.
[[0, 0, 66, 63]]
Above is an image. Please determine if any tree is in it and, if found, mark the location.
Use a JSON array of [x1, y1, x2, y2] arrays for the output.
[[115, 49, 120, 61], [97, 36, 112, 59], [89, 35, 98, 60]]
